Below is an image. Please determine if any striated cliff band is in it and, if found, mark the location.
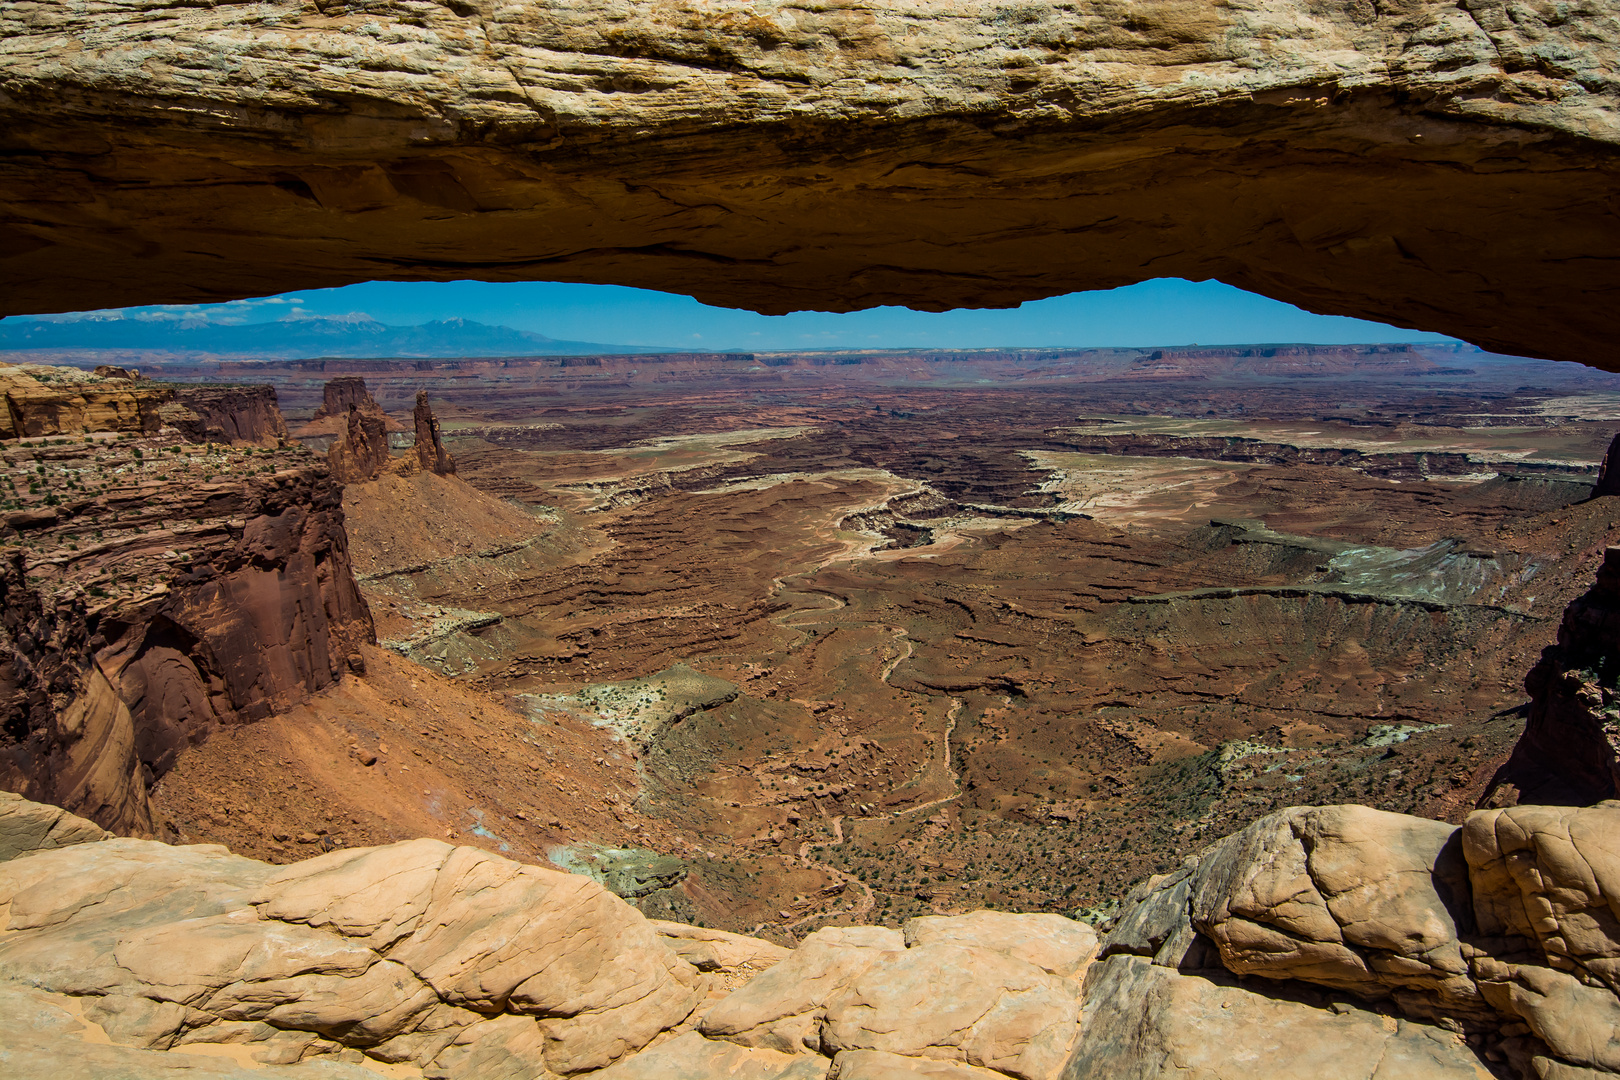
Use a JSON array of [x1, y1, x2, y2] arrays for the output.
[[0, 363, 370, 837], [2, 0, 1619, 363]]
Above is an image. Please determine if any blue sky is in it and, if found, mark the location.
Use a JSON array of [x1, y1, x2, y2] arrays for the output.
[[18, 278, 1459, 352]]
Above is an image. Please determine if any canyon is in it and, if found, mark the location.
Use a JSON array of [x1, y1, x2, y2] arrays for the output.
[[6, 342, 1620, 1077]]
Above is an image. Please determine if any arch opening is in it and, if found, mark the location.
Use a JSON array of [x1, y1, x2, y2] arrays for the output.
[[0, 0, 1615, 365]]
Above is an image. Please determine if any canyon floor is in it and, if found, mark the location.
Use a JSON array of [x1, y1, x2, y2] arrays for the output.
[[140, 346, 1620, 941]]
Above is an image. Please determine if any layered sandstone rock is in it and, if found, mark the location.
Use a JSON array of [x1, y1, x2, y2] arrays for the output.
[[701, 918, 1095, 1080], [1085, 799, 1620, 1078], [594, 1031, 830, 1080], [1, 2, 1617, 363], [34, 790, 1620, 1078], [1067, 956, 1491, 1080], [315, 378, 378, 421], [0, 444, 372, 836], [305, 378, 398, 484], [2, 362, 291, 447], [160, 386, 290, 447], [1, 363, 167, 439], [1483, 546, 1620, 806], [327, 404, 391, 484], [0, 788, 110, 861]]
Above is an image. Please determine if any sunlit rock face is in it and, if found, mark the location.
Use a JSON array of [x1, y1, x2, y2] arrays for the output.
[[1, 0, 1617, 363]]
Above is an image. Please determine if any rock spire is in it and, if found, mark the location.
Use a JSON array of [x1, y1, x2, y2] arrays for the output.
[[413, 390, 455, 477], [323, 379, 392, 485]]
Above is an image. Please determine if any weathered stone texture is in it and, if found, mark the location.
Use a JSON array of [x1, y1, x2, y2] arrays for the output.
[[702, 916, 1093, 1080], [1, 364, 167, 439], [0, 788, 110, 861], [161, 386, 291, 447], [414, 391, 455, 477], [1, 1, 1617, 362], [1083, 799, 1620, 1078], [317, 378, 396, 484], [1064, 956, 1491, 1080], [326, 404, 391, 485], [0, 824, 703, 1077]]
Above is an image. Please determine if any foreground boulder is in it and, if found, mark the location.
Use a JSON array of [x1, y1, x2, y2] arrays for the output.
[[0, 809, 702, 1076], [0, 788, 111, 861], [1089, 801, 1620, 1078], [1067, 957, 1490, 1080], [22, 791, 1620, 1078], [702, 918, 1097, 1080]]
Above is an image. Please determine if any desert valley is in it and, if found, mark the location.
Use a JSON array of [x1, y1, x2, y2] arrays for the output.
[[6, 340, 1620, 1078]]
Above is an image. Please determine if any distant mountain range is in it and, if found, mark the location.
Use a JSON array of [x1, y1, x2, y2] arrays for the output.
[[0, 314, 669, 358]]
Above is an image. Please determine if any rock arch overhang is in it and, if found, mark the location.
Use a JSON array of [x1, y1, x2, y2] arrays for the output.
[[1, 0, 1617, 366]]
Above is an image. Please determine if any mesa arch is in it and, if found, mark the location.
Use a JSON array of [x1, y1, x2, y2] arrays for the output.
[[1, 0, 1617, 366]]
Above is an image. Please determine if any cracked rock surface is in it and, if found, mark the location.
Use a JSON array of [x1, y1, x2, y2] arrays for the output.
[[0, 822, 703, 1078], [23, 788, 1620, 1078]]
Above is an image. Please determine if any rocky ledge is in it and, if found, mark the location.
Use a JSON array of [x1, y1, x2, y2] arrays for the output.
[[2, 363, 290, 447], [1, 1, 1617, 362], [4, 787, 1619, 1079]]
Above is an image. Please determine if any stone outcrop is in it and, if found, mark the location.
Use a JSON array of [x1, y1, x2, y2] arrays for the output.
[[159, 386, 290, 447], [1066, 956, 1490, 1080], [1482, 546, 1620, 807], [306, 378, 397, 484], [39, 788, 1620, 1078], [1, 2, 1617, 364], [327, 404, 391, 484], [313, 377, 376, 422], [1081, 799, 1620, 1078], [2, 362, 292, 447], [1596, 434, 1620, 499], [700, 918, 1097, 1080], [1, 363, 167, 439], [0, 811, 703, 1076], [0, 442, 372, 836], [0, 788, 111, 862], [414, 391, 455, 477], [594, 1031, 829, 1080], [649, 920, 793, 996]]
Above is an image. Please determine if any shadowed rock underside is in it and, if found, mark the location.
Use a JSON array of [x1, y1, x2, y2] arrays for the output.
[[1, 0, 1618, 363]]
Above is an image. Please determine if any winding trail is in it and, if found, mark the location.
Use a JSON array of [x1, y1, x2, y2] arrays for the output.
[[786, 815, 875, 930], [882, 698, 963, 820], [777, 696, 968, 933]]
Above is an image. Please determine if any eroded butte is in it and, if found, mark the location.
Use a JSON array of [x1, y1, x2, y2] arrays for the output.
[[2, 0, 1619, 362]]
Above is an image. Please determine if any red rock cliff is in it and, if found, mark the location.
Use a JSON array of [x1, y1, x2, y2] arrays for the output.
[[161, 385, 291, 446], [0, 451, 372, 835], [412, 390, 455, 477]]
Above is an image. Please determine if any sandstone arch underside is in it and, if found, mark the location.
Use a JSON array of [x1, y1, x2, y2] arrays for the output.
[[1, 0, 1617, 364]]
